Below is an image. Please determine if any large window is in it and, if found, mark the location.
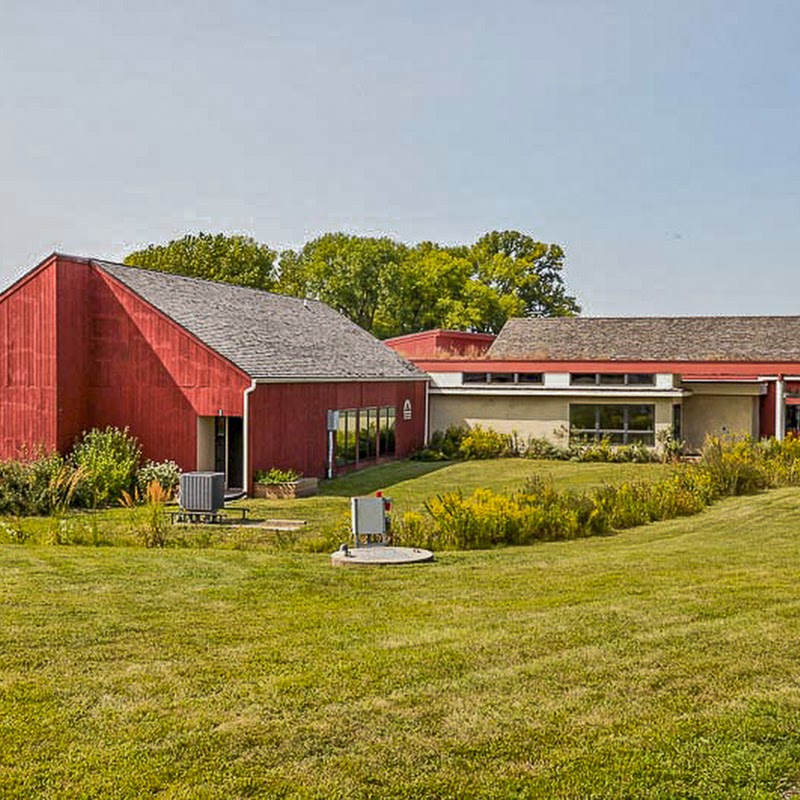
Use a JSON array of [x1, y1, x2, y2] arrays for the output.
[[334, 406, 396, 467], [569, 404, 655, 445], [379, 406, 396, 456], [336, 409, 358, 466]]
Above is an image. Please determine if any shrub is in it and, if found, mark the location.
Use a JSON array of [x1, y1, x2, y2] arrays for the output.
[[523, 435, 658, 464], [0, 450, 76, 517], [523, 437, 568, 460], [0, 518, 29, 544], [136, 459, 181, 498], [697, 434, 770, 497], [72, 426, 142, 508], [657, 428, 686, 462], [458, 425, 514, 460], [254, 467, 301, 484], [411, 425, 469, 460]]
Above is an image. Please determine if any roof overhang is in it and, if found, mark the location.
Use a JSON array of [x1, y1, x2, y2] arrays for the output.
[[430, 387, 686, 399], [250, 375, 428, 384]]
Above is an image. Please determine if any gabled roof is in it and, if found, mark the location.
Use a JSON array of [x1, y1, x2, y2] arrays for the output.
[[93, 260, 424, 381], [488, 316, 800, 362]]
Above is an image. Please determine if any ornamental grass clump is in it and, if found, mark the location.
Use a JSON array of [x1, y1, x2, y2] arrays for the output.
[[120, 480, 170, 548]]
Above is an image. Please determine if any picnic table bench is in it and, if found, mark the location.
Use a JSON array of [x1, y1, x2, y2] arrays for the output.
[[169, 507, 250, 525]]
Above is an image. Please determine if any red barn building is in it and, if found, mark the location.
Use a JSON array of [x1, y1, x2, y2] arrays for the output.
[[0, 253, 427, 491]]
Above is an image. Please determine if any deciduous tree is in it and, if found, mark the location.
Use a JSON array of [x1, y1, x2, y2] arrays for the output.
[[125, 233, 277, 291], [125, 229, 580, 337]]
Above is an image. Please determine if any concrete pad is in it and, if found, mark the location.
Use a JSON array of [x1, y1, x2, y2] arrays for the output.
[[331, 545, 434, 566]]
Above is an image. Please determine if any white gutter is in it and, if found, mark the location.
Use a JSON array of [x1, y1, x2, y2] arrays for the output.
[[242, 379, 258, 495]]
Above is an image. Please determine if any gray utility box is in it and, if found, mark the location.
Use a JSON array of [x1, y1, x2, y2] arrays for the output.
[[180, 472, 225, 512], [351, 496, 392, 546]]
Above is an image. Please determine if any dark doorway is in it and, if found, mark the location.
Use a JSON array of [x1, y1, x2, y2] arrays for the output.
[[214, 417, 226, 474], [227, 417, 244, 489], [672, 404, 682, 440], [213, 416, 244, 489]]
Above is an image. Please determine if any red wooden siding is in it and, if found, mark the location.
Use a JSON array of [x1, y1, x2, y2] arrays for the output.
[[87, 267, 250, 469], [248, 380, 427, 485], [0, 256, 58, 458], [56, 255, 90, 451]]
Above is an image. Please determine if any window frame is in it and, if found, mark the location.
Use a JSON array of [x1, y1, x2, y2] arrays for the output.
[[569, 403, 656, 446], [569, 372, 656, 386]]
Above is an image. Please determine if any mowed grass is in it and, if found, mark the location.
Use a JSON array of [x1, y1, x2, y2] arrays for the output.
[[3, 484, 800, 797]]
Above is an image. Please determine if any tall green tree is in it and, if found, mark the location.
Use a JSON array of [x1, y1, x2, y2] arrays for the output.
[[124, 233, 277, 291], [276, 233, 405, 333], [125, 229, 580, 337], [372, 243, 473, 337], [469, 231, 580, 319]]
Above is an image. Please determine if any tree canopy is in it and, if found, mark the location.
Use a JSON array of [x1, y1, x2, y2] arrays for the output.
[[124, 230, 580, 337], [124, 233, 278, 291]]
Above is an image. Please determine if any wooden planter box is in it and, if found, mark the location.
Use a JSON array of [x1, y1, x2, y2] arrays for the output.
[[253, 477, 319, 499]]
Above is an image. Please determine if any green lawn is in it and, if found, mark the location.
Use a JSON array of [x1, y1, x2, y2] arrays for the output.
[[3, 479, 800, 797]]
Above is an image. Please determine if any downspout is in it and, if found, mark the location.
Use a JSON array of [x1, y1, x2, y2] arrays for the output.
[[775, 375, 786, 442], [424, 378, 430, 445], [242, 379, 257, 495]]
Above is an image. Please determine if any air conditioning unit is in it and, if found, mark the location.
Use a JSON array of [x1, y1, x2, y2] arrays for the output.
[[180, 472, 225, 512]]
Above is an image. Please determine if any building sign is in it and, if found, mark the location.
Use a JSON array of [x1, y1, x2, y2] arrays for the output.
[[402, 399, 412, 421]]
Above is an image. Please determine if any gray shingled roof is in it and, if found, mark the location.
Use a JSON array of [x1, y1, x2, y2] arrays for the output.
[[488, 316, 800, 362], [94, 261, 424, 381]]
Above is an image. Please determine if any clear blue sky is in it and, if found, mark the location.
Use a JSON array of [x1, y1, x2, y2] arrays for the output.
[[2, 0, 798, 316]]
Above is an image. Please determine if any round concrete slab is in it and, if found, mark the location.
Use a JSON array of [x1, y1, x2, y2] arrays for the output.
[[331, 546, 434, 566]]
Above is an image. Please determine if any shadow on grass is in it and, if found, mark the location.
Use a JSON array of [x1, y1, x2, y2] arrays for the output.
[[318, 460, 453, 497]]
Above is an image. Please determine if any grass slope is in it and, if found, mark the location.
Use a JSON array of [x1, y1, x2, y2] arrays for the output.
[[244, 459, 673, 549], [3, 487, 800, 798]]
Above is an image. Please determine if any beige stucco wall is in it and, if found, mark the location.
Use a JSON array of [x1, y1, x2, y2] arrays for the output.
[[196, 416, 215, 471], [431, 394, 569, 442], [681, 394, 758, 450], [430, 394, 675, 447]]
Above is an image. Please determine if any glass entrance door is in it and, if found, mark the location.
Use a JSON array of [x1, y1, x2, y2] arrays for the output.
[[214, 417, 226, 474]]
